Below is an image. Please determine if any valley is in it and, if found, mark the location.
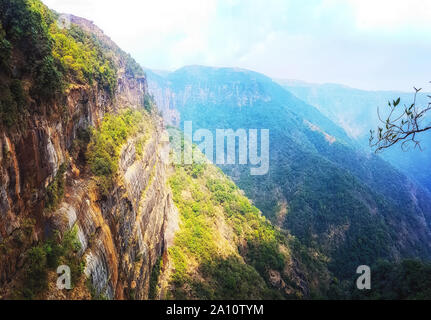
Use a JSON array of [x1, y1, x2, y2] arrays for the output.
[[0, 0, 430, 301]]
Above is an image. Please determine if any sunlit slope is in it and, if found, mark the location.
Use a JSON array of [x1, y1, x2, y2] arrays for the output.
[[147, 66, 431, 279], [156, 132, 330, 299]]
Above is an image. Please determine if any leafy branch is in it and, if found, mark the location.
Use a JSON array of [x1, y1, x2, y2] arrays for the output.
[[370, 86, 431, 153]]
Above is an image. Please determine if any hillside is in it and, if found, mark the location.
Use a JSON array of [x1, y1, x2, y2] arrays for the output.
[[0, 0, 324, 300], [146, 66, 431, 280], [278, 80, 431, 193], [154, 130, 330, 299], [1, 0, 431, 301], [0, 0, 173, 299]]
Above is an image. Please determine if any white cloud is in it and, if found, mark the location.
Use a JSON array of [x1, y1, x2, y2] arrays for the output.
[[43, 0, 217, 69], [41, 0, 431, 91], [346, 0, 431, 31]]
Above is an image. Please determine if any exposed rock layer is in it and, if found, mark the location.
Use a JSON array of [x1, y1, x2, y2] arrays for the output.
[[0, 17, 177, 298]]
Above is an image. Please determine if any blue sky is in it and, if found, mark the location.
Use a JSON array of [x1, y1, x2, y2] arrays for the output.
[[43, 0, 431, 91]]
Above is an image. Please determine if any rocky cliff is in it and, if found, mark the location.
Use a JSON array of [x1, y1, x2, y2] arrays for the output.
[[0, 6, 177, 299], [145, 69, 181, 126], [52, 114, 177, 300], [0, 2, 316, 300]]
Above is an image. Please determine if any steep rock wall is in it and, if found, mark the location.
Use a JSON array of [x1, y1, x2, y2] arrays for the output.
[[51, 119, 177, 299], [0, 83, 109, 286], [0, 62, 177, 299]]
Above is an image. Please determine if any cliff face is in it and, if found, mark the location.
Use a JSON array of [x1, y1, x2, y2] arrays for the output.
[[145, 69, 181, 126], [0, 83, 107, 287], [51, 115, 177, 299], [0, 11, 177, 299]]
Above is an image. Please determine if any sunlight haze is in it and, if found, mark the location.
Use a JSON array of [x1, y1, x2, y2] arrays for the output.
[[42, 0, 431, 91]]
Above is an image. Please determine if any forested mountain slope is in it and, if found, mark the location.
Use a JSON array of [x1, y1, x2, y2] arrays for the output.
[[147, 66, 431, 279], [278, 80, 431, 193], [154, 131, 331, 299], [1, 0, 431, 300], [0, 0, 325, 300]]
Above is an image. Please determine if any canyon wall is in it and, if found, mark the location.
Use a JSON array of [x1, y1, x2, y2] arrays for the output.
[[52, 115, 177, 299], [0, 17, 177, 298]]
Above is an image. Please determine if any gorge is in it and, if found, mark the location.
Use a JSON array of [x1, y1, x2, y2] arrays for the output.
[[1, 0, 431, 301]]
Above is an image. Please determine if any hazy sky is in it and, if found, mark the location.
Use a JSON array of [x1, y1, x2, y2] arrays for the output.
[[43, 0, 431, 91]]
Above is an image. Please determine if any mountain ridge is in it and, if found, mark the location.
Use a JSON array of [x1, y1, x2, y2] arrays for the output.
[[0, 1, 323, 300], [2, 0, 431, 300], [278, 78, 431, 193], [146, 65, 431, 280]]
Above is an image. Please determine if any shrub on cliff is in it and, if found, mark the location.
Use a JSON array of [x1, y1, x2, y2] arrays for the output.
[[0, 0, 63, 102], [148, 257, 163, 300], [0, 0, 119, 127], [0, 21, 11, 68], [45, 163, 66, 211], [20, 226, 83, 299], [143, 93, 155, 112], [52, 25, 117, 95], [87, 109, 147, 195], [32, 55, 63, 101], [124, 52, 144, 78]]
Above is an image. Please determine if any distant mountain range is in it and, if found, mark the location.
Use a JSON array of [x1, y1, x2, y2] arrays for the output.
[[3, 0, 431, 300], [278, 79, 431, 192], [146, 66, 431, 279]]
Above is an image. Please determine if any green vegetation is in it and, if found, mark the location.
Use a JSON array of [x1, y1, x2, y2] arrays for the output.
[[86, 109, 149, 195], [166, 135, 309, 299], [51, 24, 117, 95], [31, 55, 63, 101], [45, 163, 66, 211], [281, 154, 394, 278], [0, 0, 121, 127], [204, 176, 286, 276], [0, 21, 11, 68], [70, 127, 91, 164], [142, 93, 155, 112], [124, 52, 144, 78], [19, 226, 84, 299], [351, 260, 431, 300], [148, 256, 163, 299], [0, 0, 63, 105], [0, 79, 27, 127], [0, 218, 36, 271], [86, 278, 108, 300]]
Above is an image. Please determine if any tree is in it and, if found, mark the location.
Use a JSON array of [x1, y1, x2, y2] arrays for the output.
[[370, 85, 431, 153]]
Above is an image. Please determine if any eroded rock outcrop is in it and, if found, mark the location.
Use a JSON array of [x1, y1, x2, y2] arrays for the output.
[[48, 118, 177, 299], [0, 14, 177, 300]]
